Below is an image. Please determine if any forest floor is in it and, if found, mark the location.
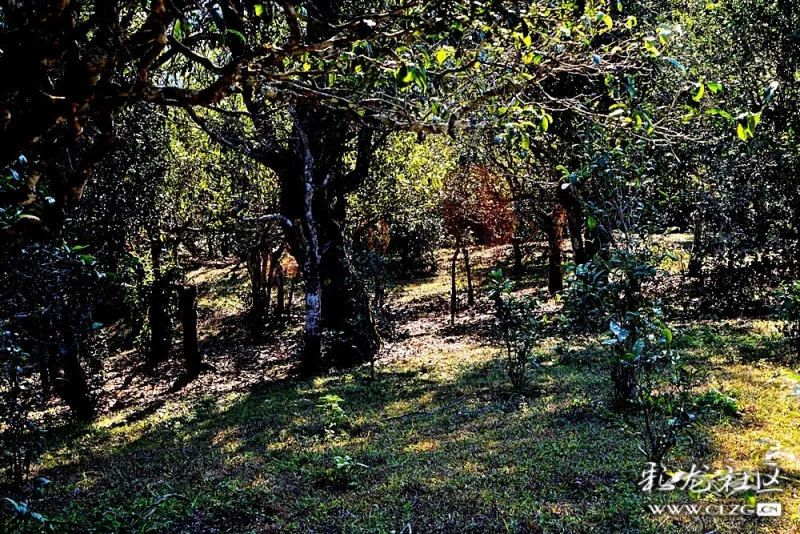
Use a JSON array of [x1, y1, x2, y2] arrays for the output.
[[12, 246, 800, 533]]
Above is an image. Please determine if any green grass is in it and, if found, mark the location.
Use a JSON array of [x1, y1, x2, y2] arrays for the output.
[[6, 249, 800, 533]]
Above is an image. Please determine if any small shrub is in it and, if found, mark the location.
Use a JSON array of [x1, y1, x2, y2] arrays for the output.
[[317, 394, 348, 437], [324, 455, 368, 487], [487, 270, 543, 392], [775, 280, 800, 359], [602, 316, 702, 464], [562, 261, 613, 331], [694, 389, 739, 419], [0, 328, 44, 487], [602, 318, 639, 406], [562, 249, 657, 333]]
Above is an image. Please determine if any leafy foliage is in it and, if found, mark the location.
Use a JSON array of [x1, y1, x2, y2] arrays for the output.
[[603, 315, 701, 464], [488, 270, 543, 391], [0, 328, 44, 488]]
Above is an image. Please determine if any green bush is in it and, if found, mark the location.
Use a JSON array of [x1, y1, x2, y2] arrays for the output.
[[775, 280, 800, 359], [317, 394, 349, 438], [487, 270, 543, 392], [602, 315, 701, 465], [0, 328, 44, 487]]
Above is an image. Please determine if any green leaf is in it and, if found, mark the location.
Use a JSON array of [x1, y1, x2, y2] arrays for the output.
[[748, 112, 761, 131], [435, 49, 449, 66], [692, 82, 705, 102], [610, 321, 629, 341], [587, 215, 598, 231], [736, 123, 748, 142], [541, 115, 549, 131], [706, 108, 734, 120], [643, 37, 659, 55], [226, 29, 247, 44], [396, 64, 413, 85], [412, 66, 428, 92], [747, 112, 761, 132], [254, 3, 265, 16], [707, 82, 723, 93], [663, 328, 673, 345]]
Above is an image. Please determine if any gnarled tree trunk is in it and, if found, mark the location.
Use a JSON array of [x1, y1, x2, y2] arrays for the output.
[[266, 111, 381, 371], [273, 262, 286, 327], [247, 245, 264, 340], [688, 209, 705, 280], [56, 310, 94, 422], [543, 206, 567, 295], [557, 183, 588, 265]]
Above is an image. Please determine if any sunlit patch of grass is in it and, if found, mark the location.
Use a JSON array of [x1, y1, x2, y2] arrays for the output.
[[13, 251, 800, 533], [404, 439, 439, 453], [651, 233, 692, 274], [188, 264, 249, 322]]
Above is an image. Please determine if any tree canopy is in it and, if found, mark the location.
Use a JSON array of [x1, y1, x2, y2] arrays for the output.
[[1, 1, 799, 532]]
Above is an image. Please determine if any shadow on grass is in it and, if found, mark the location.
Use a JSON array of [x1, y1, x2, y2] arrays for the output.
[[18, 354, 745, 534], [14, 254, 784, 533]]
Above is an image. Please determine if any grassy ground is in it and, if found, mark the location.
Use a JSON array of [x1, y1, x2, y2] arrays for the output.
[[6, 247, 800, 533]]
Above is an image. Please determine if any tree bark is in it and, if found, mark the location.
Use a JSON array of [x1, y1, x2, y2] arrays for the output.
[[544, 206, 567, 295], [247, 245, 263, 340], [178, 285, 201, 377], [557, 184, 588, 264], [688, 209, 704, 280], [273, 261, 286, 327], [450, 243, 460, 325], [512, 236, 524, 276], [286, 272, 297, 320], [38, 343, 50, 399], [269, 111, 382, 370], [265, 244, 282, 326], [463, 246, 475, 307], [296, 119, 324, 371], [148, 236, 171, 365], [302, 263, 323, 371], [56, 310, 94, 422]]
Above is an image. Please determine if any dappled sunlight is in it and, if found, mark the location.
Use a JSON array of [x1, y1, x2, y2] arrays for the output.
[[12, 247, 800, 533]]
